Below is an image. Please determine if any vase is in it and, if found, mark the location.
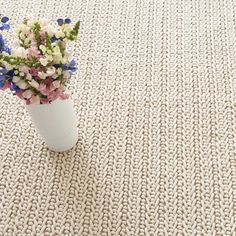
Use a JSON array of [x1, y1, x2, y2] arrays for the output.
[[26, 98, 78, 152]]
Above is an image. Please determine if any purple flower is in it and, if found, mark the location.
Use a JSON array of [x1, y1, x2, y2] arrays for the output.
[[62, 59, 77, 74], [65, 18, 71, 24]]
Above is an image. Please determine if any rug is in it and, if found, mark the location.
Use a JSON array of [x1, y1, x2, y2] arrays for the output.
[[0, 0, 236, 235]]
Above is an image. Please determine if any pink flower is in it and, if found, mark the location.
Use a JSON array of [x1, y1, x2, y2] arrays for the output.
[[39, 83, 50, 95], [60, 93, 69, 100], [28, 47, 41, 58], [30, 95, 40, 105], [44, 78, 52, 86], [48, 91, 59, 101], [41, 98, 50, 104], [13, 47, 28, 58], [49, 83, 57, 92], [29, 68, 38, 76], [15, 92, 23, 99], [1, 81, 11, 90], [40, 32, 46, 42], [25, 99, 31, 105], [39, 83, 46, 90], [19, 65, 29, 73]]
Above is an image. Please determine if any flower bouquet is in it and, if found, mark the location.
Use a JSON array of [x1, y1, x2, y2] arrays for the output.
[[0, 15, 80, 151]]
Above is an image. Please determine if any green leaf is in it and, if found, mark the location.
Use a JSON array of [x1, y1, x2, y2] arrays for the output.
[[0, 54, 41, 68], [70, 20, 80, 40], [58, 42, 65, 57], [45, 32, 52, 50], [32, 22, 42, 51]]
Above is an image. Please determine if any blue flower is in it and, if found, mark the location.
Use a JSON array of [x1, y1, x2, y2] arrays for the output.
[[0, 34, 11, 54], [0, 23, 10, 30], [53, 64, 61, 69], [0, 34, 5, 50], [0, 15, 11, 53], [0, 67, 7, 80], [0, 80, 5, 88], [50, 36, 57, 42], [10, 83, 21, 93], [0, 67, 14, 89], [0, 68, 7, 88], [62, 59, 77, 74], [0, 15, 10, 31], [57, 18, 72, 26], [57, 18, 64, 26], [7, 70, 14, 77], [1, 16, 9, 23], [50, 35, 63, 42]]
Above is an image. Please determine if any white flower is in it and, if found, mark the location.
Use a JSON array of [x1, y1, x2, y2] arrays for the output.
[[61, 58, 68, 64], [26, 74, 32, 81], [19, 65, 29, 73], [39, 18, 48, 27], [39, 45, 46, 53], [17, 80, 28, 89], [66, 32, 71, 37], [45, 55, 53, 62], [64, 52, 71, 61], [3, 63, 13, 71], [29, 33, 35, 41], [51, 42, 57, 48], [13, 76, 20, 83], [19, 72, 24, 77], [52, 45, 61, 53], [46, 49, 52, 55], [53, 53, 62, 64], [39, 58, 48, 66], [53, 80, 60, 88], [22, 26, 30, 34], [38, 72, 47, 80], [13, 47, 28, 58], [22, 90, 33, 99], [18, 24, 30, 34], [24, 38, 31, 45], [27, 19, 36, 28], [29, 80, 39, 89], [18, 24, 26, 31], [56, 68, 62, 75], [47, 26, 55, 37], [63, 71, 70, 79], [19, 32, 26, 40], [46, 67, 56, 76], [55, 31, 65, 38]]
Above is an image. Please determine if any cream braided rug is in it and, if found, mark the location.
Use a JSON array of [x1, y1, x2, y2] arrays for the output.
[[1, 0, 236, 235]]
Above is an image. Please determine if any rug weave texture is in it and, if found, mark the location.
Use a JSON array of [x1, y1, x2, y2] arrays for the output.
[[1, 0, 236, 235]]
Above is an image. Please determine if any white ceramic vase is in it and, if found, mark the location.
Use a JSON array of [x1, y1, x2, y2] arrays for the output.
[[26, 98, 78, 152]]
